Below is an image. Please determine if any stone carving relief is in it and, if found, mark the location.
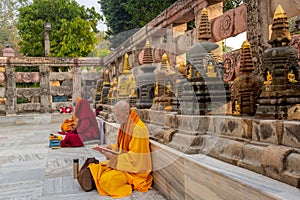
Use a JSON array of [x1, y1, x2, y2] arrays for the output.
[[15, 72, 39, 83], [50, 86, 72, 96], [217, 11, 234, 40], [290, 35, 300, 66], [244, 0, 268, 75], [17, 88, 40, 99], [222, 50, 241, 84]]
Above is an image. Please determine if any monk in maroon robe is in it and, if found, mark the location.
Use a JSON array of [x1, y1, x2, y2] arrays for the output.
[[75, 98, 100, 143]]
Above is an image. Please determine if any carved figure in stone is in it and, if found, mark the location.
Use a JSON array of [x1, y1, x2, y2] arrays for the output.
[[288, 69, 298, 83], [264, 70, 272, 85], [187, 66, 193, 80], [206, 61, 217, 77], [166, 81, 172, 97], [232, 100, 241, 116]]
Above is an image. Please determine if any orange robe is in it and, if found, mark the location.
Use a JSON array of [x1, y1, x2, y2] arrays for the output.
[[89, 110, 153, 198]]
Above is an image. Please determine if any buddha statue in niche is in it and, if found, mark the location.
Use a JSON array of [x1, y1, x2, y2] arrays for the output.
[[264, 70, 272, 85], [288, 69, 298, 83], [232, 100, 241, 115], [206, 61, 217, 77]]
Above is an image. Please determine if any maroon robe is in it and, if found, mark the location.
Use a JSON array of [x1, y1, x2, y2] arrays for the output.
[[60, 130, 84, 147], [75, 98, 100, 142]]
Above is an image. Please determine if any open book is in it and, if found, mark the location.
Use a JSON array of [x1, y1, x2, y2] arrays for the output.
[[92, 146, 120, 155]]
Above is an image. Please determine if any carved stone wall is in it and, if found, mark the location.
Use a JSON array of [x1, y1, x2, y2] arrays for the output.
[[0, 57, 103, 115]]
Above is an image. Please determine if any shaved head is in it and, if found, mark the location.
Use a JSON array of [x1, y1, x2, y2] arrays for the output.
[[112, 101, 130, 124]]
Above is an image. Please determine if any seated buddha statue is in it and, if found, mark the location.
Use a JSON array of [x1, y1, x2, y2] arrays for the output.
[[232, 100, 241, 115], [206, 61, 217, 77], [288, 70, 298, 83], [166, 81, 172, 97], [264, 70, 272, 85]]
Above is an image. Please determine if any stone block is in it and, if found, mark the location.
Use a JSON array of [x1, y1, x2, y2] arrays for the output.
[[282, 153, 300, 188], [148, 110, 167, 126], [151, 143, 185, 200], [203, 136, 244, 165], [282, 121, 300, 148], [252, 119, 283, 144], [262, 145, 293, 173], [219, 116, 252, 139], [168, 133, 201, 154], [165, 113, 177, 128], [233, 4, 247, 36], [177, 115, 207, 135], [287, 104, 300, 120], [237, 144, 265, 174]]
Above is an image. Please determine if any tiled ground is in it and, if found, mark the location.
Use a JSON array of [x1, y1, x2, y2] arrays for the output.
[[0, 120, 165, 200]]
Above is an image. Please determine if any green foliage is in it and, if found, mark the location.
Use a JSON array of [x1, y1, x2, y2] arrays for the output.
[[223, 0, 243, 12], [122, 0, 177, 28], [15, 66, 39, 72], [17, 0, 102, 57], [0, 0, 28, 54], [98, 0, 177, 48]]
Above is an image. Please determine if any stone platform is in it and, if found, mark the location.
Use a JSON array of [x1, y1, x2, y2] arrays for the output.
[[0, 114, 165, 199], [101, 118, 300, 200]]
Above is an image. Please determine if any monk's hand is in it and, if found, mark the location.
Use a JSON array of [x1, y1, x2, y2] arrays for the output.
[[102, 151, 113, 160]]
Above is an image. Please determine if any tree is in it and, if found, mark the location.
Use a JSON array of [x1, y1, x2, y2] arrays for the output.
[[98, 0, 177, 48], [17, 0, 102, 57], [122, 0, 177, 28], [223, 0, 243, 12], [0, 0, 28, 55]]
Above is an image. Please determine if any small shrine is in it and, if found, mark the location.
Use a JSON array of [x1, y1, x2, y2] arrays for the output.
[[135, 41, 156, 109], [100, 69, 111, 104], [180, 8, 230, 115], [255, 5, 300, 119], [231, 41, 262, 116], [117, 53, 137, 106], [107, 77, 118, 105], [152, 53, 177, 111]]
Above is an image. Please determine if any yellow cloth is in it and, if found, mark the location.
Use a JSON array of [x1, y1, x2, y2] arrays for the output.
[[89, 115, 153, 198]]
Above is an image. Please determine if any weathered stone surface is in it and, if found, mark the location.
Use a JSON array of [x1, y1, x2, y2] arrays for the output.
[[252, 120, 283, 144], [282, 153, 300, 188], [217, 116, 252, 139], [177, 115, 207, 135], [151, 143, 185, 200], [206, 137, 245, 165], [287, 104, 300, 120], [262, 145, 293, 173], [168, 133, 201, 154], [237, 144, 265, 174], [282, 121, 300, 148], [148, 110, 168, 126], [165, 113, 177, 128]]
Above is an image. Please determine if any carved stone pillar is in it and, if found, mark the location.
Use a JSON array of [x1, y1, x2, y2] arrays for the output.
[[244, 0, 271, 75], [39, 64, 51, 113], [5, 58, 16, 115], [73, 58, 81, 106]]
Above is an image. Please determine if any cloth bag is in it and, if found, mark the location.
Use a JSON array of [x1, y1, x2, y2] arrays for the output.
[[77, 157, 99, 192]]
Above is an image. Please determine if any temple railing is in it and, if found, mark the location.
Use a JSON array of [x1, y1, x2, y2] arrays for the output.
[[0, 57, 103, 116]]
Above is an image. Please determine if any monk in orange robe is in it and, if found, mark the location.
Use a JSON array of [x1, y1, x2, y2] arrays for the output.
[[89, 101, 153, 198], [61, 97, 81, 132]]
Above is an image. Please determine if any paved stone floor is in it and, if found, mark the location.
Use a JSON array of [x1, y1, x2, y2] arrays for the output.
[[0, 117, 166, 200]]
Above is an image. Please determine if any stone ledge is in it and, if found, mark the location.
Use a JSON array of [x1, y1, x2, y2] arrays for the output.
[[151, 141, 300, 200]]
